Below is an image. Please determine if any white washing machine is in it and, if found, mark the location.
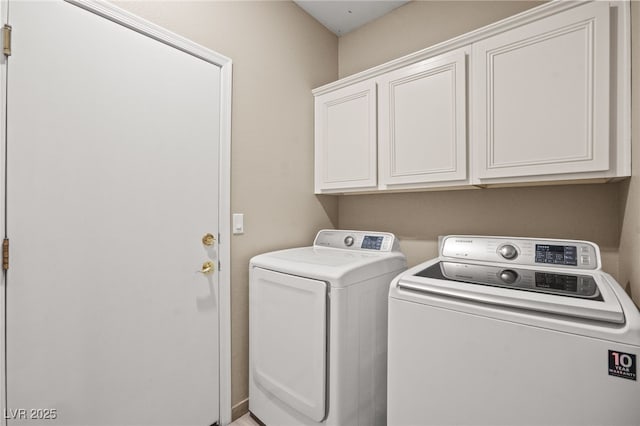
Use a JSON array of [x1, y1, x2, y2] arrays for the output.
[[388, 235, 640, 426], [249, 230, 406, 426]]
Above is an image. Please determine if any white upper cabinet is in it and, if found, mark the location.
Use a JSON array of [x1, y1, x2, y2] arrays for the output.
[[313, 1, 629, 194], [472, 1, 611, 182], [378, 48, 468, 189], [314, 80, 377, 193]]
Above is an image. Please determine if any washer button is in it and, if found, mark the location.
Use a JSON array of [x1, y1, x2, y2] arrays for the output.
[[581, 255, 590, 265]]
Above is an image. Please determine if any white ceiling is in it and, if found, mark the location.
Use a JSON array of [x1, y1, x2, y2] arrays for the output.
[[294, 1, 410, 36]]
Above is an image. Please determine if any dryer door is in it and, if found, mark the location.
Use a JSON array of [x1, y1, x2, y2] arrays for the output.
[[250, 267, 328, 422]]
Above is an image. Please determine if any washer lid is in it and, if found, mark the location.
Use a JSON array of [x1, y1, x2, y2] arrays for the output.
[[418, 261, 603, 300], [250, 246, 406, 288], [394, 261, 624, 324]]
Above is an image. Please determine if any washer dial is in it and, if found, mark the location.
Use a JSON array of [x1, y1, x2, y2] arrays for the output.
[[498, 244, 518, 260], [499, 269, 519, 284]]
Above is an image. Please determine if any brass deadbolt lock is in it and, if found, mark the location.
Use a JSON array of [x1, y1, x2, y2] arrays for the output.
[[202, 233, 216, 246]]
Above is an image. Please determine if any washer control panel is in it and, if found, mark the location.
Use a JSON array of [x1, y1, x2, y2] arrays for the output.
[[314, 230, 399, 252], [440, 235, 600, 270]]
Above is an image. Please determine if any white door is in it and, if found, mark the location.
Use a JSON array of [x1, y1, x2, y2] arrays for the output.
[[4, 1, 222, 425], [377, 48, 467, 189]]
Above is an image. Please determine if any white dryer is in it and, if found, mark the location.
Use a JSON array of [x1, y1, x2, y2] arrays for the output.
[[388, 235, 640, 426], [249, 230, 406, 426]]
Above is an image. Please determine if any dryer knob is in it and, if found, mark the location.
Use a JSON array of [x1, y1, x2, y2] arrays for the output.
[[344, 236, 355, 247], [498, 244, 518, 260]]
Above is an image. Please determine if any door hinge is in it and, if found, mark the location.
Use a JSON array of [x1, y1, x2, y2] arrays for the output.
[[2, 238, 9, 270], [3, 24, 11, 57]]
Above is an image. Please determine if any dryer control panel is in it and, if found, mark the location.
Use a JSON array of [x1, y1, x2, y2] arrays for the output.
[[440, 235, 600, 270], [314, 230, 399, 252]]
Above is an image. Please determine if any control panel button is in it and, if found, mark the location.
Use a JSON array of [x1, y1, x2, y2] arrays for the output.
[[498, 244, 518, 260], [344, 236, 354, 247], [581, 255, 591, 265]]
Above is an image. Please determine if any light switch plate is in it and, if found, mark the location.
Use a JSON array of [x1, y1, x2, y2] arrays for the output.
[[233, 213, 244, 235]]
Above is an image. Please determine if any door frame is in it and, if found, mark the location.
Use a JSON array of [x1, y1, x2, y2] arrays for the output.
[[0, 0, 233, 424]]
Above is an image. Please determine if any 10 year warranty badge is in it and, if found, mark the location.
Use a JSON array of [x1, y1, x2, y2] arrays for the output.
[[609, 350, 637, 381]]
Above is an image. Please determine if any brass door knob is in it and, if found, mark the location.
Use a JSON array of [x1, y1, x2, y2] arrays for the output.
[[198, 261, 215, 274], [202, 233, 216, 246]]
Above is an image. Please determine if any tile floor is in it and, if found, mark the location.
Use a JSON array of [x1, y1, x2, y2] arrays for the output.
[[230, 413, 260, 426]]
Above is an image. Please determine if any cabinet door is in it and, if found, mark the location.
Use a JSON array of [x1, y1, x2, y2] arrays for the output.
[[315, 80, 377, 193], [378, 49, 467, 188], [472, 1, 610, 181]]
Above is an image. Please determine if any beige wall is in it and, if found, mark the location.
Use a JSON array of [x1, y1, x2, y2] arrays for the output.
[[618, 1, 640, 303], [115, 0, 339, 418], [340, 185, 621, 276], [337, 0, 624, 284], [338, 0, 545, 78]]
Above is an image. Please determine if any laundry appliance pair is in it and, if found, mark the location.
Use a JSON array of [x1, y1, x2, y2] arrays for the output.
[[249, 231, 640, 426]]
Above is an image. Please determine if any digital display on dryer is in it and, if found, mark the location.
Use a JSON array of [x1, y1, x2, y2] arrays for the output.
[[361, 236, 383, 250], [535, 244, 577, 266]]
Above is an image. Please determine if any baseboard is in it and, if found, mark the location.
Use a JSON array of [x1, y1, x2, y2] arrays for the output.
[[231, 398, 249, 421], [249, 412, 266, 426]]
